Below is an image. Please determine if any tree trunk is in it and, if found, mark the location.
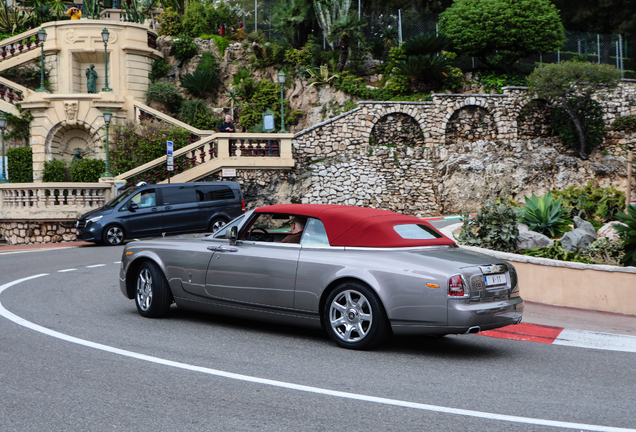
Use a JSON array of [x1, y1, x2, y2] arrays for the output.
[[562, 103, 589, 159], [336, 34, 350, 72]]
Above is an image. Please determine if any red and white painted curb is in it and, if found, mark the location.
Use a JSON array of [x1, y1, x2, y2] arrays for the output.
[[480, 323, 636, 353]]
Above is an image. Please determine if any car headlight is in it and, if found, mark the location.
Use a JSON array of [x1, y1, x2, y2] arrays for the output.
[[87, 215, 103, 225]]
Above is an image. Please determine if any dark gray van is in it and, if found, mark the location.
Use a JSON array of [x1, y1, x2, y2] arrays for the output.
[[76, 182, 244, 245]]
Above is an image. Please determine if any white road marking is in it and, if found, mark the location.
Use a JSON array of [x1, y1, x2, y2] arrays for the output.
[[114, 261, 121, 264], [0, 247, 77, 255], [554, 329, 636, 353], [86, 264, 106, 268], [58, 269, 77, 273], [0, 274, 634, 432]]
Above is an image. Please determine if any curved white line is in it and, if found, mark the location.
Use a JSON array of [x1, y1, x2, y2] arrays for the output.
[[0, 274, 634, 432]]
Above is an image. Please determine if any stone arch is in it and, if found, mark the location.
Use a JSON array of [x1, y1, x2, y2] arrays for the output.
[[46, 120, 102, 162], [516, 98, 553, 138], [370, 112, 425, 147], [367, 104, 426, 138], [444, 104, 497, 144]]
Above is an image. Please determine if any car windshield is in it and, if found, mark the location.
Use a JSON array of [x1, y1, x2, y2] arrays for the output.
[[105, 187, 138, 207]]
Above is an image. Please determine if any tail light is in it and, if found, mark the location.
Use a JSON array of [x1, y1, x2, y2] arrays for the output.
[[241, 200, 245, 212], [448, 274, 467, 297]]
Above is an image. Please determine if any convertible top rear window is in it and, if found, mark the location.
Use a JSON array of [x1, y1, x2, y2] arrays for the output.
[[393, 224, 442, 240]]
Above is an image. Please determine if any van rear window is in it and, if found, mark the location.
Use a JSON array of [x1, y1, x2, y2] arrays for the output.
[[197, 186, 235, 201]]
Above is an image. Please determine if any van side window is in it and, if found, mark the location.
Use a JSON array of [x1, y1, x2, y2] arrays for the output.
[[197, 186, 236, 201], [162, 187, 197, 205], [128, 189, 156, 209]]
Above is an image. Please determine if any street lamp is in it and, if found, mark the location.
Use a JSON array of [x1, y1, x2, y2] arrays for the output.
[[277, 70, 287, 133], [35, 29, 47, 93], [102, 108, 113, 177], [0, 113, 7, 183], [101, 29, 111, 92]]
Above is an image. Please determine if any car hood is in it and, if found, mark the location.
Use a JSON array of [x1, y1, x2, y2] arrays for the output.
[[79, 206, 113, 220]]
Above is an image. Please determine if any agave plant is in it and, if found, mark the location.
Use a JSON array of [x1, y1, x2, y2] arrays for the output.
[[517, 192, 572, 238], [614, 204, 636, 267], [0, 1, 29, 34], [307, 65, 339, 88]]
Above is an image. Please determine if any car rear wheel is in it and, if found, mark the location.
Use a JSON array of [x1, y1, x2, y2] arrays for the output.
[[324, 282, 388, 350], [209, 217, 227, 233], [102, 225, 125, 246], [135, 261, 172, 318]]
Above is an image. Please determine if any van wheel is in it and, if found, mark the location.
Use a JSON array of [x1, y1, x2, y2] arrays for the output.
[[323, 282, 389, 350], [209, 218, 227, 233], [102, 225, 125, 246]]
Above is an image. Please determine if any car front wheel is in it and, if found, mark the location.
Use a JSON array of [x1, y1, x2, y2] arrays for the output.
[[135, 261, 172, 318], [324, 282, 388, 350], [102, 225, 125, 246]]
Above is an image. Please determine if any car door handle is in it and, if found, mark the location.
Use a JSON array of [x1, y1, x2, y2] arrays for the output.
[[164, 206, 172, 210], [151, 207, 158, 212], [207, 246, 238, 253]]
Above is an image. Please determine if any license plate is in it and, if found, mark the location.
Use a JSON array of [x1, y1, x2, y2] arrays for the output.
[[485, 274, 506, 286]]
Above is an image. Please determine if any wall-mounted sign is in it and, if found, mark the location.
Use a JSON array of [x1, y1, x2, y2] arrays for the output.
[[262, 109, 275, 133], [222, 168, 237, 177]]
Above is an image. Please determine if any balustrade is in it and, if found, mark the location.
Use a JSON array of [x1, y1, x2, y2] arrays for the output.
[[0, 185, 110, 212]]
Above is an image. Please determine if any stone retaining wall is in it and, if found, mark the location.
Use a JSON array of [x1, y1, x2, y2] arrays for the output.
[[0, 221, 77, 245]]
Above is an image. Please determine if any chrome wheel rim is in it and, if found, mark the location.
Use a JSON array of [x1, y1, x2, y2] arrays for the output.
[[106, 227, 123, 245], [136, 268, 153, 312], [211, 220, 226, 233], [329, 289, 373, 343]]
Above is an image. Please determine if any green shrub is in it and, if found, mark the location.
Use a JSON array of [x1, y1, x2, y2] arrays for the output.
[[146, 82, 183, 113], [611, 114, 636, 132], [209, 35, 230, 58], [520, 241, 598, 264], [580, 237, 625, 266], [614, 205, 636, 267], [384, 71, 410, 95], [477, 71, 528, 93], [42, 159, 68, 182], [551, 97, 605, 154], [284, 41, 317, 67], [111, 119, 191, 175], [6, 146, 32, 183], [70, 158, 105, 182], [149, 59, 170, 81], [6, 106, 33, 145], [517, 191, 571, 238], [178, 99, 219, 129], [172, 34, 199, 62], [204, 1, 237, 34], [238, 79, 282, 130], [552, 181, 625, 223], [157, 8, 183, 36], [0, 65, 48, 89], [251, 42, 287, 68], [182, 1, 207, 37], [457, 199, 519, 252]]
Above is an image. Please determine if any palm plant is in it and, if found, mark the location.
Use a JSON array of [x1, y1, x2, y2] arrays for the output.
[[517, 192, 572, 238], [139, 0, 160, 30], [181, 70, 220, 97], [614, 205, 636, 267], [402, 33, 453, 57], [272, 0, 310, 48], [327, 13, 366, 72], [0, 0, 29, 34], [232, 67, 257, 100], [225, 88, 238, 120]]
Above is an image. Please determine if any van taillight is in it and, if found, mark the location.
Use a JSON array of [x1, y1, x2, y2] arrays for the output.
[[241, 200, 245, 212], [448, 274, 466, 297]]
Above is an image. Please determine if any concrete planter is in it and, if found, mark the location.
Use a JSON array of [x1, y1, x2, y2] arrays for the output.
[[441, 224, 636, 316]]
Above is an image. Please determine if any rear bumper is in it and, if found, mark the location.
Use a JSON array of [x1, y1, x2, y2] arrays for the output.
[[391, 297, 524, 336]]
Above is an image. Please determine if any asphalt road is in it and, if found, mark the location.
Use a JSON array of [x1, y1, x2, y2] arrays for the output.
[[1, 245, 635, 432]]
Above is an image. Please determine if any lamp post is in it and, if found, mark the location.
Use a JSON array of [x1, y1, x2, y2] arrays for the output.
[[102, 108, 113, 177], [102, 28, 111, 92], [277, 70, 287, 133], [0, 113, 7, 183], [35, 29, 47, 93]]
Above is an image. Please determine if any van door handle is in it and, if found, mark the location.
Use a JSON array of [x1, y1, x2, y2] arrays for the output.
[[207, 246, 238, 253], [164, 206, 172, 210], [151, 208, 158, 212]]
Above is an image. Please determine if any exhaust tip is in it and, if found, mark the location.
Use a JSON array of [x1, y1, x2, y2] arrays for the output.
[[466, 326, 481, 334]]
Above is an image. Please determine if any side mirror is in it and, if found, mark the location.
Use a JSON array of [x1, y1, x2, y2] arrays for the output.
[[227, 226, 238, 245], [129, 203, 139, 211]]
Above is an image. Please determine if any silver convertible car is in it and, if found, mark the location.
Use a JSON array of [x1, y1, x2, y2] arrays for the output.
[[119, 204, 524, 349]]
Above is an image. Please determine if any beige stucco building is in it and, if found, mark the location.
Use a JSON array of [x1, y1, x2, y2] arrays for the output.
[[0, 19, 162, 181]]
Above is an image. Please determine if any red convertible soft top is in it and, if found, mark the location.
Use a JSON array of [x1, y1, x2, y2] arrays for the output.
[[255, 204, 456, 248]]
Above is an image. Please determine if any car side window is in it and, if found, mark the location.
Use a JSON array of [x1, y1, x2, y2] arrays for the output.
[[301, 218, 330, 246], [197, 186, 236, 201], [129, 189, 156, 209], [162, 187, 197, 205]]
